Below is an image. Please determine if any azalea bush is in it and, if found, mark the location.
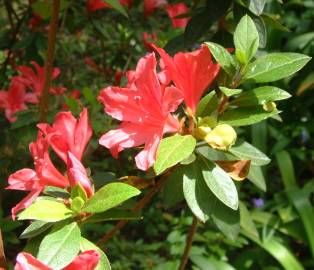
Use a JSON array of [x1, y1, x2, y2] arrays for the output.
[[0, 0, 314, 269]]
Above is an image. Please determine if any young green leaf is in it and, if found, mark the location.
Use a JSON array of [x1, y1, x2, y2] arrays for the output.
[[205, 42, 237, 76], [154, 135, 196, 175], [247, 165, 267, 191], [80, 238, 111, 270], [37, 222, 81, 269], [234, 15, 259, 64], [20, 221, 53, 239], [196, 92, 219, 117], [244, 53, 311, 83], [219, 86, 242, 97], [219, 107, 280, 126], [71, 184, 88, 202], [239, 202, 259, 239], [104, 0, 128, 17], [230, 86, 291, 107], [249, 0, 266, 16], [199, 158, 239, 210], [82, 183, 140, 214], [18, 200, 74, 222]]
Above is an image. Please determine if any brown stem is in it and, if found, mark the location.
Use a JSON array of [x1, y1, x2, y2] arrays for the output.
[[178, 216, 198, 270], [0, 229, 6, 269], [97, 174, 169, 246], [39, 0, 61, 122]]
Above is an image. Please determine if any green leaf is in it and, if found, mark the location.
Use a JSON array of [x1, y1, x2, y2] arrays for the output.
[[80, 238, 111, 270], [71, 184, 87, 202], [44, 186, 69, 199], [85, 209, 141, 223], [154, 135, 196, 175], [37, 222, 81, 269], [32, 0, 68, 19], [285, 32, 314, 51], [229, 140, 271, 166], [244, 53, 311, 83], [20, 221, 52, 239], [162, 167, 185, 209], [219, 107, 280, 126], [276, 151, 297, 188], [103, 0, 128, 17], [219, 86, 242, 97], [197, 145, 238, 161], [82, 183, 140, 213], [183, 162, 209, 223], [247, 165, 266, 191], [205, 42, 237, 76], [71, 197, 85, 213], [18, 200, 73, 222], [196, 92, 219, 117], [190, 255, 236, 270], [199, 157, 238, 210], [230, 86, 291, 107], [239, 202, 259, 239], [249, 0, 266, 15], [234, 15, 259, 64], [243, 233, 304, 270]]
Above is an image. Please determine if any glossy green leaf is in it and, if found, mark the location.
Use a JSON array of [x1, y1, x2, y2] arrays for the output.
[[219, 107, 280, 126], [219, 86, 242, 97], [104, 0, 128, 17], [80, 238, 111, 270], [199, 157, 239, 210], [71, 184, 87, 202], [244, 53, 311, 83], [234, 15, 259, 64], [20, 221, 52, 239], [154, 135, 196, 175], [205, 42, 237, 76], [190, 255, 236, 270], [276, 151, 297, 188], [37, 222, 81, 269], [196, 92, 219, 117], [229, 140, 271, 166], [230, 86, 291, 107], [162, 167, 185, 209], [247, 165, 266, 191], [249, 0, 266, 15], [18, 200, 73, 222], [83, 183, 140, 214], [183, 162, 208, 223], [86, 209, 141, 223]]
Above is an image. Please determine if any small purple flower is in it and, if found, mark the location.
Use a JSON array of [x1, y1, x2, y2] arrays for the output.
[[252, 198, 264, 208]]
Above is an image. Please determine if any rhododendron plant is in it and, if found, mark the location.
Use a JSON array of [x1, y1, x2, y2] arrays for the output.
[[144, 0, 167, 17], [86, 0, 132, 12]]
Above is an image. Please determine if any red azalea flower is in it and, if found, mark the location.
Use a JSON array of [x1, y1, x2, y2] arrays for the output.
[[0, 77, 37, 122], [6, 132, 69, 219], [29, 13, 43, 28], [87, 0, 132, 12], [152, 44, 220, 114], [165, 2, 190, 28], [15, 250, 100, 270], [142, 32, 158, 51], [98, 53, 183, 170], [144, 0, 167, 17], [38, 108, 92, 163], [16, 61, 61, 97]]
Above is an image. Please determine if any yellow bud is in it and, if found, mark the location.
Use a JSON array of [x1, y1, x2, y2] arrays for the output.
[[263, 101, 277, 112], [194, 125, 212, 140], [205, 124, 237, 151], [198, 116, 217, 128], [193, 116, 217, 140]]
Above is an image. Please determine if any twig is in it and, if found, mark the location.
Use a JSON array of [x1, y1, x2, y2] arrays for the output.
[[39, 0, 61, 122], [97, 174, 169, 246], [178, 216, 198, 270], [0, 229, 6, 269]]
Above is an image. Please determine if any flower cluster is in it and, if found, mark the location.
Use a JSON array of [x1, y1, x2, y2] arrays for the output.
[[6, 108, 93, 219], [98, 45, 220, 170], [0, 61, 65, 122]]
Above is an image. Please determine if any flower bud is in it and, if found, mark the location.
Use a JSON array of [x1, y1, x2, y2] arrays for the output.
[[193, 116, 217, 140], [263, 101, 276, 112], [205, 124, 237, 150]]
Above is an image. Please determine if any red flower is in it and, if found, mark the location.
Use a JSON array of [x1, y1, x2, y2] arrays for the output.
[[153, 44, 220, 114], [165, 2, 190, 28], [98, 53, 183, 170], [87, 0, 132, 12], [0, 77, 37, 122], [14, 250, 100, 270], [7, 132, 69, 219], [38, 108, 92, 163], [144, 0, 167, 16], [16, 61, 61, 97], [29, 13, 43, 28], [67, 151, 94, 197], [143, 32, 158, 51]]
